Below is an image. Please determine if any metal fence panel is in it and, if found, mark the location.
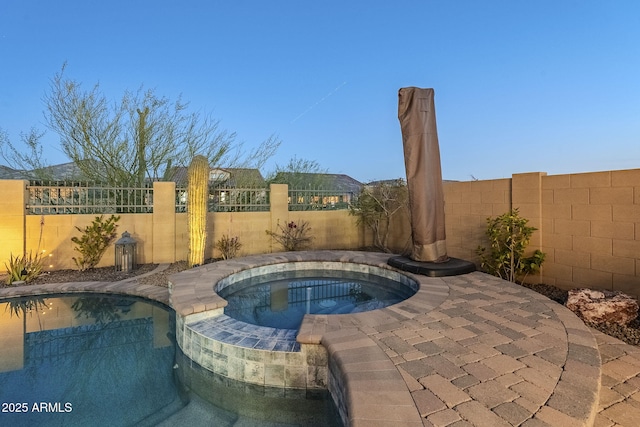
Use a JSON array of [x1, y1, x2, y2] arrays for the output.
[[28, 182, 353, 214], [28, 182, 154, 214], [288, 188, 355, 211], [175, 185, 271, 213]]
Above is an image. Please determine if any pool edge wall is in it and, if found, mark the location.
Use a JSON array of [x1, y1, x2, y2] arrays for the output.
[[169, 251, 443, 427], [176, 312, 329, 389], [174, 259, 417, 390]]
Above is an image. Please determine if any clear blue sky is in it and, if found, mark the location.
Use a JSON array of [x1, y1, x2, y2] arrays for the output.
[[1, 1, 639, 182]]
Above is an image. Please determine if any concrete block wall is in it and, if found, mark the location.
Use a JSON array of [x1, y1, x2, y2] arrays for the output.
[[442, 178, 512, 263], [540, 169, 640, 295], [442, 169, 640, 296]]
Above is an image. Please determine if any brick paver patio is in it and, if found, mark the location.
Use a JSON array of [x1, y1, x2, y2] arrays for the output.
[[1, 251, 639, 426]]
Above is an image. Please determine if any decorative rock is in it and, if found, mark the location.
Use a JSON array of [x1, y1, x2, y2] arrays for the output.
[[566, 288, 639, 326]]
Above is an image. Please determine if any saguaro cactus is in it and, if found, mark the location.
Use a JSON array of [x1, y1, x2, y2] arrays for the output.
[[187, 155, 209, 267]]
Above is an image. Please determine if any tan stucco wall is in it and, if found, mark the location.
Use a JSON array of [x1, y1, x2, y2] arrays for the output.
[[24, 213, 155, 270], [0, 180, 27, 259], [4, 182, 364, 272], [3, 169, 639, 296]]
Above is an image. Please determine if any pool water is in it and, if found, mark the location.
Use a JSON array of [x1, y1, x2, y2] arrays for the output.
[[217, 269, 417, 329], [0, 294, 342, 426], [0, 294, 180, 427]]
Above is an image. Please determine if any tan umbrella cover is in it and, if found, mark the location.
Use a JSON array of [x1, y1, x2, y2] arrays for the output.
[[398, 87, 448, 262]]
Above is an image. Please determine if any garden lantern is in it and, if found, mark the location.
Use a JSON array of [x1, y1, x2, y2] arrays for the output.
[[115, 231, 137, 272]]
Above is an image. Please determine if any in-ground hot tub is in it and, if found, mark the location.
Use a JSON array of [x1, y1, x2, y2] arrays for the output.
[[217, 261, 419, 329], [171, 254, 420, 390], [169, 251, 453, 427]]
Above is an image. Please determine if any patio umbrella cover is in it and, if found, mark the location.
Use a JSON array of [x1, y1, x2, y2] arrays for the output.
[[398, 87, 448, 262]]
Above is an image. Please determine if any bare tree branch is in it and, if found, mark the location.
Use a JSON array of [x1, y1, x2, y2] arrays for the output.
[[42, 65, 278, 185]]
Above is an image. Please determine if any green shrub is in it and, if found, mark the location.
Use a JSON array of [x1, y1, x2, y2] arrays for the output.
[[4, 251, 43, 284], [266, 220, 314, 251], [215, 235, 242, 260], [71, 215, 120, 271], [476, 208, 545, 283]]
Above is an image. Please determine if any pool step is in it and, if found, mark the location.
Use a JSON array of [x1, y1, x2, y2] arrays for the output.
[[188, 314, 300, 352]]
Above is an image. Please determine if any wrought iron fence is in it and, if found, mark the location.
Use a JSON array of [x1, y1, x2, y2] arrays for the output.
[[28, 181, 154, 214], [27, 182, 353, 214], [288, 187, 355, 211], [175, 184, 270, 213]]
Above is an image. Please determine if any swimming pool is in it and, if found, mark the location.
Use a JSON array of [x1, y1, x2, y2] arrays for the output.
[[0, 294, 180, 426], [0, 293, 342, 426]]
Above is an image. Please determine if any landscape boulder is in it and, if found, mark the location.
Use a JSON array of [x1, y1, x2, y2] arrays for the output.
[[566, 288, 639, 326]]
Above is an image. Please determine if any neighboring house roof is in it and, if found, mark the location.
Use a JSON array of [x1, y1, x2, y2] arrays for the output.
[[271, 172, 363, 193], [166, 167, 266, 187], [0, 161, 88, 181], [35, 162, 87, 181], [0, 161, 266, 186], [1, 161, 402, 193]]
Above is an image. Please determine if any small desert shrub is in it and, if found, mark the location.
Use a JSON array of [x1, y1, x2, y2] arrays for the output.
[[4, 215, 45, 285], [476, 208, 545, 283], [266, 220, 314, 251], [215, 235, 242, 260], [71, 215, 120, 271], [4, 251, 43, 284]]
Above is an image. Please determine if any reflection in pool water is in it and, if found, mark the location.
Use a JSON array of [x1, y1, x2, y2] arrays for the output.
[[0, 294, 181, 426], [0, 294, 342, 426], [217, 269, 418, 329]]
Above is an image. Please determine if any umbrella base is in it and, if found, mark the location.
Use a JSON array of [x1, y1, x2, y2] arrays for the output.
[[388, 255, 476, 277]]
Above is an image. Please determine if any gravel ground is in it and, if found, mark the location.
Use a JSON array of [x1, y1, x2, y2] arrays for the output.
[[11, 261, 193, 288], [522, 282, 640, 346], [3, 263, 639, 346], [23, 263, 162, 284]]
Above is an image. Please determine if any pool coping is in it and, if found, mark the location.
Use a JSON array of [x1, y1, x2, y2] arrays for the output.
[[0, 263, 171, 305], [0, 251, 608, 427], [169, 251, 450, 416]]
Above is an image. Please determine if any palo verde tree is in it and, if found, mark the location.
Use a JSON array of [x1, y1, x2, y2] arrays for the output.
[[0, 127, 54, 181], [349, 179, 408, 252], [41, 64, 279, 186]]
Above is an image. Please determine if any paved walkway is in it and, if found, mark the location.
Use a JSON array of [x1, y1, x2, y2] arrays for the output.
[[2, 253, 640, 426], [592, 330, 640, 427]]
